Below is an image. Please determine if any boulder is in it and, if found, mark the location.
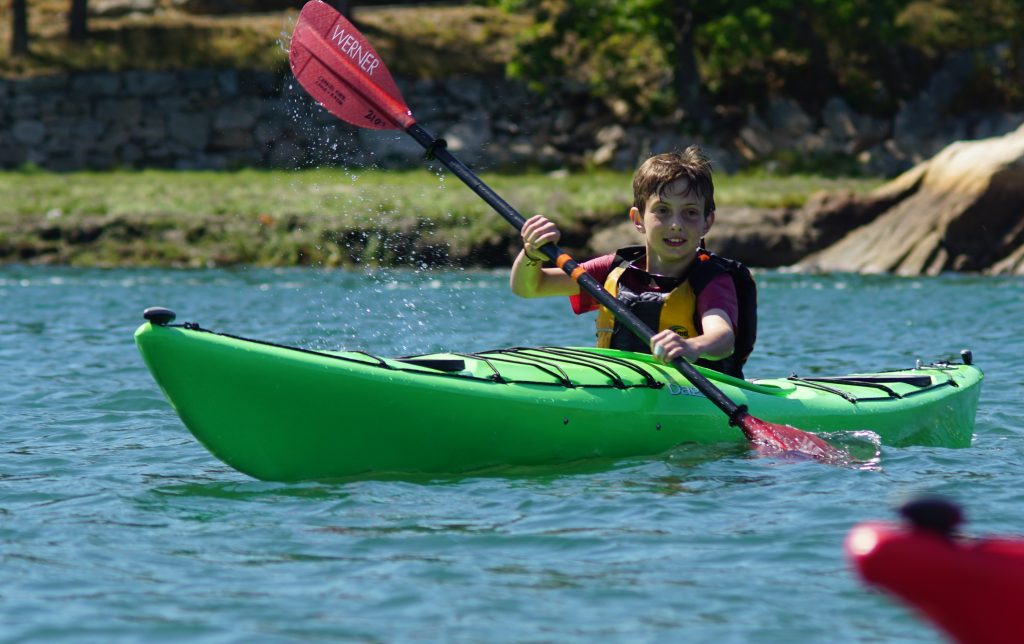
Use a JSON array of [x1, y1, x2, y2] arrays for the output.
[[798, 123, 1024, 275]]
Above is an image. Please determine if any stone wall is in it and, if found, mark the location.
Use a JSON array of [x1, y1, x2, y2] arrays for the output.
[[2, 54, 1023, 175]]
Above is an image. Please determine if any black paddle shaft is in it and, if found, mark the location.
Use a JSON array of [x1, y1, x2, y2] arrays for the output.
[[406, 123, 747, 423]]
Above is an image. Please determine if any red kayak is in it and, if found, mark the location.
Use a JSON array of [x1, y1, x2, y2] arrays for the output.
[[846, 497, 1024, 644]]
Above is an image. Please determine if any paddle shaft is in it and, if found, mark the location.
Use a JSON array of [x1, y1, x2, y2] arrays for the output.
[[406, 123, 747, 423]]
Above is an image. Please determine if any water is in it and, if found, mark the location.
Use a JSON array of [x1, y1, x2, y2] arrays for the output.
[[1, 265, 1022, 642]]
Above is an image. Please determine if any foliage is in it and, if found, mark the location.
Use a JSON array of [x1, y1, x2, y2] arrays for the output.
[[496, 0, 1024, 120]]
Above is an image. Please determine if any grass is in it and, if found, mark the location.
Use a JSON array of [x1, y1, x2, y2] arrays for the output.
[[0, 167, 881, 267]]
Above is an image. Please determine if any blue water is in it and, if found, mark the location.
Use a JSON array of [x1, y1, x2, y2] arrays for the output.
[[2, 265, 1022, 642]]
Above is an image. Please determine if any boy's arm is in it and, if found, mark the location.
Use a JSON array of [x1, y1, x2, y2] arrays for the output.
[[651, 274, 738, 363], [509, 215, 580, 298], [650, 313, 735, 363], [509, 250, 580, 297], [692, 310, 736, 359]]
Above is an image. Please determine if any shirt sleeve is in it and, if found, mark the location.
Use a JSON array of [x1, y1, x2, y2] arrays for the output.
[[569, 254, 616, 314], [697, 273, 739, 329]]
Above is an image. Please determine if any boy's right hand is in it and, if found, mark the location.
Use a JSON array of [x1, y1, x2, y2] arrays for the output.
[[521, 215, 561, 260]]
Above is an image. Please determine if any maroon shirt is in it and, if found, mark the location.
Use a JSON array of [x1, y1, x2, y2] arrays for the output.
[[569, 252, 739, 330]]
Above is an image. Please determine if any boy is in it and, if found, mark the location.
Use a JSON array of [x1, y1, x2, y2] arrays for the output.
[[509, 146, 756, 378]]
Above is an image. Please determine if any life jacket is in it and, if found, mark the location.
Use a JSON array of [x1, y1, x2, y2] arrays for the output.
[[594, 246, 757, 379]]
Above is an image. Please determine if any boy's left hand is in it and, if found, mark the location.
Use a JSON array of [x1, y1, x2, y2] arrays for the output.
[[650, 330, 700, 364]]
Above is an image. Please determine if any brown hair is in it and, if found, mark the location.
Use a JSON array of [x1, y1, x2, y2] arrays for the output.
[[632, 146, 715, 216]]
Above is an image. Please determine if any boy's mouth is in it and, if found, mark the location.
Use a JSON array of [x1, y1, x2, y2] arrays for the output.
[[663, 237, 687, 247]]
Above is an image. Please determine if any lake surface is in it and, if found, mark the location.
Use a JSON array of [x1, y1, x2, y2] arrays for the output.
[[2, 265, 1022, 642]]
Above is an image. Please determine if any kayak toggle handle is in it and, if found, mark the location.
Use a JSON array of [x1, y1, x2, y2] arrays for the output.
[[899, 495, 963, 538], [960, 349, 973, 365], [144, 307, 176, 326]]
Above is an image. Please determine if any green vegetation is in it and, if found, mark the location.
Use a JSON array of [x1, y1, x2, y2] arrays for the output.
[[0, 168, 880, 267], [6, 1, 1020, 120], [497, 0, 1024, 119]]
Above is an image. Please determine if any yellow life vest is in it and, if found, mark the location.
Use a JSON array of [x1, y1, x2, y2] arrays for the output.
[[595, 261, 700, 349]]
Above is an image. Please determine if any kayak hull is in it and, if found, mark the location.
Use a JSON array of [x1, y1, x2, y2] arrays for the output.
[[135, 321, 982, 481]]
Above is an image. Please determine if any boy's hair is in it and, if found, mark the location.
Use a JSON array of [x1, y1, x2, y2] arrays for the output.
[[632, 146, 715, 217]]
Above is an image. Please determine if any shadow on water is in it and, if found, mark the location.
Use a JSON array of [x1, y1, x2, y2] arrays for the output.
[[144, 442, 761, 498]]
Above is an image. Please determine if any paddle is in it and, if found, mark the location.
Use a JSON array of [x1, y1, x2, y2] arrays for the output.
[[287, 0, 846, 462]]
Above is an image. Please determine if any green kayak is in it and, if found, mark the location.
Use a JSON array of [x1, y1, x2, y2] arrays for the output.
[[135, 309, 982, 481]]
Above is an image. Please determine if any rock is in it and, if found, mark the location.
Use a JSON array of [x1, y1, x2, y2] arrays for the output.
[[443, 111, 490, 165], [359, 130, 425, 167], [168, 112, 211, 149], [823, 97, 859, 141], [704, 206, 803, 267], [11, 120, 46, 145], [798, 123, 1024, 275], [765, 97, 813, 141]]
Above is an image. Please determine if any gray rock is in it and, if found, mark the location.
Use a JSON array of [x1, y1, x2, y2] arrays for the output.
[[217, 71, 240, 97], [12, 120, 46, 145], [443, 110, 490, 164], [123, 71, 178, 96], [213, 103, 260, 130], [358, 130, 424, 166], [96, 97, 143, 124], [135, 114, 168, 143], [71, 73, 122, 96], [211, 128, 255, 150], [267, 140, 306, 169], [0, 133, 26, 165], [168, 112, 211, 149], [971, 112, 1024, 140], [736, 111, 775, 160], [765, 97, 813, 140], [823, 97, 858, 141]]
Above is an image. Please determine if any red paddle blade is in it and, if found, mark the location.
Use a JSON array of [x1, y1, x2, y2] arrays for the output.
[[289, 0, 415, 130], [737, 414, 849, 462]]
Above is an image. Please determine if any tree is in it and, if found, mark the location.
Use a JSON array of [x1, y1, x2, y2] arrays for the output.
[[499, 0, 918, 121], [69, 0, 89, 42], [11, 0, 29, 56]]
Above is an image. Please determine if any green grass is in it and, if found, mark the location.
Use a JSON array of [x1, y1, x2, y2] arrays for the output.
[[0, 167, 881, 217], [0, 168, 881, 267]]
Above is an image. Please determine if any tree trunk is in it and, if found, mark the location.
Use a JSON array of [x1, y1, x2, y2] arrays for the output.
[[12, 0, 29, 56], [666, 1, 706, 121], [69, 0, 89, 42]]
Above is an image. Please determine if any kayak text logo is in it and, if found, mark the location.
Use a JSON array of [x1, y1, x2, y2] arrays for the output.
[[329, 25, 380, 76], [667, 384, 703, 397]]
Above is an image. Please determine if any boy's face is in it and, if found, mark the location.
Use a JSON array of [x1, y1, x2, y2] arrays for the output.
[[630, 177, 713, 269]]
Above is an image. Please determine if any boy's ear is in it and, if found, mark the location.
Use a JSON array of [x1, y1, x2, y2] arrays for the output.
[[629, 206, 644, 231], [703, 209, 716, 235]]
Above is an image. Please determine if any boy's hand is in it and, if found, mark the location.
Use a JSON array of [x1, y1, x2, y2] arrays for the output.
[[521, 215, 561, 259], [650, 330, 701, 364]]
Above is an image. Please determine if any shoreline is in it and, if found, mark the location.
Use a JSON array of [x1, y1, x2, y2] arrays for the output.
[[2, 169, 880, 270]]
